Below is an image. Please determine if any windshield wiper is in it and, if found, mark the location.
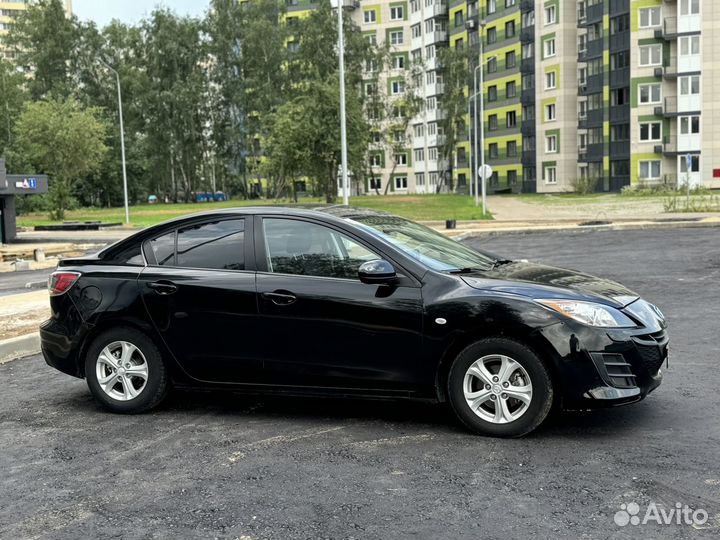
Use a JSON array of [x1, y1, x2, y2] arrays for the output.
[[489, 259, 513, 270], [447, 267, 490, 274]]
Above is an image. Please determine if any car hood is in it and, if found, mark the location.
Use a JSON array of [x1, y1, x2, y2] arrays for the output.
[[461, 261, 639, 308]]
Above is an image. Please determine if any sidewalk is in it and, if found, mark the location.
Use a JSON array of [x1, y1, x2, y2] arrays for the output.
[[0, 289, 49, 341]]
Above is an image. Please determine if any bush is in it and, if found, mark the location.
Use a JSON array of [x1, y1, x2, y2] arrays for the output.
[[571, 176, 598, 195]]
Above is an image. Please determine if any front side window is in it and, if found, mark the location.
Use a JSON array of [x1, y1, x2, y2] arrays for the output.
[[352, 216, 495, 272], [263, 219, 379, 280], [149, 219, 246, 270]]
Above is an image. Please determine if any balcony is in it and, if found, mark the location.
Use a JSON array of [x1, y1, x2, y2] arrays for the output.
[[426, 82, 445, 96], [609, 30, 629, 52], [585, 37, 604, 59], [520, 27, 534, 43], [585, 2, 604, 25], [610, 67, 630, 87], [521, 119, 535, 136], [586, 143, 604, 161], [586, 109, 604, 127], [520, 92, 534, 105], [609, 141, 630, 157], [411, 35, 423, 51], [655, 96, 677, 117], [429, 2, 447, 18], [520, 57, 534, 73], [521, 150, 536, 165], [520, 0, 533, 12], [609, 104, 630, 123], [428, 29, 448, 43], [655, 17, 678, 40]]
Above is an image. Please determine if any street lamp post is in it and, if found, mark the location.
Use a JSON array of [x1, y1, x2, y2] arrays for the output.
[[100, 59, 130, 225], [335, 0, 350, 206], [468, 28, 489, 215]]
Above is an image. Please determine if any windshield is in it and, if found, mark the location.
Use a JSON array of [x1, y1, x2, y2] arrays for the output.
[[351, 215, 497, 272]]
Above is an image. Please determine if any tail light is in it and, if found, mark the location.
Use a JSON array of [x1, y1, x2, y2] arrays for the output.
[[48, 271, 81, 296]]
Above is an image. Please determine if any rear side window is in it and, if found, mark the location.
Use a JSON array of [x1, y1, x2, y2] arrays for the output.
[[148, 219, 246, 270]]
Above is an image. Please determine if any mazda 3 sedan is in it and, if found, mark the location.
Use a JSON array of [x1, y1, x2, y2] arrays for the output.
[[41, 207, 668, 437]]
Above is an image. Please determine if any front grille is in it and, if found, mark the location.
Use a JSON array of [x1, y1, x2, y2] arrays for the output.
[[590, 352, 636, 388], [632, 330, 669, 375]]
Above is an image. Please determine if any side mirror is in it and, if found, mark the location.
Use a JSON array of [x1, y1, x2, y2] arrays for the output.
[[358, 259, 397, 285]]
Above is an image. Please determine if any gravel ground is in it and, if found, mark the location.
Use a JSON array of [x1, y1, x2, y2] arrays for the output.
[[0, 227, 718, 539]]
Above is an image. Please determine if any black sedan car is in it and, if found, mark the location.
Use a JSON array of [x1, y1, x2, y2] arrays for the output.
[[41, 207, 668, 437]]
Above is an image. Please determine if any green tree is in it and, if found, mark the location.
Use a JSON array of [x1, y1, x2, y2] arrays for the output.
[[12, 97, 108, 219], [0, 59, 28, 154], [438, 45, 472, 192], [267, 77, 369, 203], [7, 0, 79, 100]]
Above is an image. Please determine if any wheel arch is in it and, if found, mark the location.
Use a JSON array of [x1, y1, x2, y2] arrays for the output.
[[434, 325, 563, 404]]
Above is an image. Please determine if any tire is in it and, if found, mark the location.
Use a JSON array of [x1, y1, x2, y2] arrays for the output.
[[85, 326, 169, 414], [447, 337, 553, 438]]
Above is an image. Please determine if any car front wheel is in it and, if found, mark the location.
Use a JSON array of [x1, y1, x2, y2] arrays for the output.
[[447, 337, 553, 437], [85, 327, 169, 414]]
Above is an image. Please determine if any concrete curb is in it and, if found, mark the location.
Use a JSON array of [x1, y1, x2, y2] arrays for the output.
[[0, 332, 41, 364], [450, 217, 720, 241]]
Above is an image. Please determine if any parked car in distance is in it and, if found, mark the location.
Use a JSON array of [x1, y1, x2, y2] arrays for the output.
[[41, 207, 668, 437]]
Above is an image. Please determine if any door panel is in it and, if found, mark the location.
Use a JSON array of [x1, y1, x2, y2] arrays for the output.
[[256, 217, 424, 390], [138, 217, 263, 383]]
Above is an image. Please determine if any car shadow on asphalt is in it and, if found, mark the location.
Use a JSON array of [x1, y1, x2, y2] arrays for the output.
[[58, 383, 659, 440]]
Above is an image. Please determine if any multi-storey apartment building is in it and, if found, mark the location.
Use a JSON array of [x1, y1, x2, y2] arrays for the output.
[[286, 0, 719, 194], [0, 0, 73, 60]]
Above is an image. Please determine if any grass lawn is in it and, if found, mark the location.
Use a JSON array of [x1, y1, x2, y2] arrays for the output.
[[16, 194, 492, 229], [515, 193, 668, 206]]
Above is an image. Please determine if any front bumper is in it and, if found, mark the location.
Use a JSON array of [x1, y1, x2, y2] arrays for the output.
[[538, 321, 668, 409]]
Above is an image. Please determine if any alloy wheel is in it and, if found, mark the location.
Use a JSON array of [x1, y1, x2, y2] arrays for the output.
[[463, 354, 533, 424], [95, 341, 149, 401]]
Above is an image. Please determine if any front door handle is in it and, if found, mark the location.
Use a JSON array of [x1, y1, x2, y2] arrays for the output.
[[261, 291, 297, 306], [147, 280, 178, 295]]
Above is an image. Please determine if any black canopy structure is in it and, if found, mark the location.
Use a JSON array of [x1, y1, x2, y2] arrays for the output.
[[0, 159, 48, 243]]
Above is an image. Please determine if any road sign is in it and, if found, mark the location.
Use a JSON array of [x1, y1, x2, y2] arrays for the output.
[[478, 164, 493, 180]]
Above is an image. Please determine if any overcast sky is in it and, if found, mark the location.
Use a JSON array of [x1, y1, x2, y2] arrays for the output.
[[73, 0, 210, 27]]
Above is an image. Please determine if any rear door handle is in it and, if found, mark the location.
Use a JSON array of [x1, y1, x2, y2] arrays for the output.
[[261, 291, 297, 306], [147, 280, 178, 295]]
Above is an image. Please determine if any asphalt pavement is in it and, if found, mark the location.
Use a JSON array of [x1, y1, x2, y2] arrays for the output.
[[0, 227, 718, 539]]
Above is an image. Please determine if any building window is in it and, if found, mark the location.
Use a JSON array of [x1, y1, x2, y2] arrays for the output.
[[544, 38, 556, 58], [507, 140, 517, 157], [392, 55, 405, 69], [488, 57, 497, 73], [640, 122, 662, 142], [415, 172, 425, 186], [488, 0, 497, 14], [544, 5, 556, 25], [395, 153, 408, 166], [505, 50, 516, 69], [506, 110, 517, 128], [489, 143, 499, 159], [391, 80, 405, 95], [639, 44, 662, 66], [425, 44, 435, 58], [639, 160, 661, 180], [545, 134, 557, 153], [679, 36, 701, 56], [680, 116, 700, 135], [610, 14, 629, 34], [411, 24, 421, 38], [414, 124, 424, 137], [426, 96, 436, 110], [639, 84, 661, 104], [369, 178, 382, 190], [505, 21, 515, 38], [545, 103, 556, 121], [394, 176, 408, 190], [410, 0, 419, 13], [369, 154, 383, 167], [506, 0, 516, 7], [390, 31, 404, 45], [545, 71, 556, 90], [680, 75, 701, 95], [429, 147, 438, 161], [365, 83, 376, 96], [680, 155, 700, 173], [454, 11, 464, 28], [487, 26, 497, 44], [414, 148, 425, 161], [544, 166, 557, 184], [428, 122, 437, 135], [680, 0, 700, 16], [488, 85, 498, 102], [508, 170, 517, 185], [390, 6, 404, 20], [364, 10, 376, 24], [488, 114, 498, 131], [639, 7, 661, 28], [506, 80, 516, 98]]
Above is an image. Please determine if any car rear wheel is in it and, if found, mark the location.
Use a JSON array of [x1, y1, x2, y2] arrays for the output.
[[85, 327, 169, 414], [447, 337, 553, 437]]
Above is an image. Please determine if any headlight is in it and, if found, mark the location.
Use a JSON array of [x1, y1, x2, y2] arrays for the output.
[[536, 299, 637, 328]]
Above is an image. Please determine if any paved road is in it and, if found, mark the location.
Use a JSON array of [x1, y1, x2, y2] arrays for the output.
[[0, 268, 54, 296], [1, 228, 718, 539]]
